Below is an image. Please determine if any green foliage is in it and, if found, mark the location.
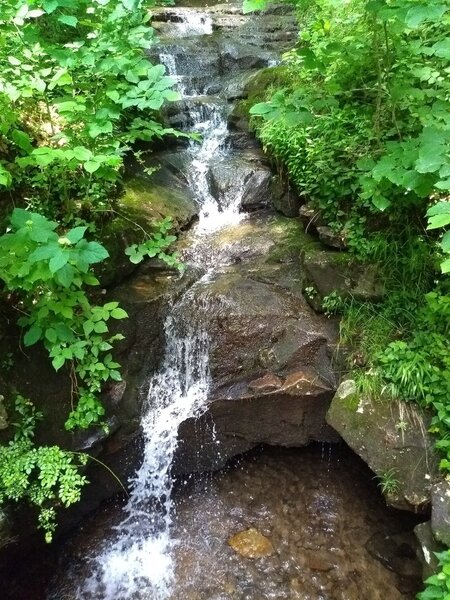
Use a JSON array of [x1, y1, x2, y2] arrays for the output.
[[0, 208, 128, 430], [0, 396, 88, 542], [0, 0, 182, 217], [378, 292, 450, 475], [125, 216, 182, 269], [248, 0, 450, 257], [418, 550, 450, 600], [427, 201, 450, 274], [375, 468, 400, 496]]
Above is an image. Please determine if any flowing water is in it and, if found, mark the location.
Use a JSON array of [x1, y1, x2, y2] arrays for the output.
[[65, 7, 257, 598]]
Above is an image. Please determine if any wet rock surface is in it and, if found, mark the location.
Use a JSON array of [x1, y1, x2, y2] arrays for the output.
[[173, 213, 339, 473], [48, 446, 422, 600], [327, 380, 439, 512]]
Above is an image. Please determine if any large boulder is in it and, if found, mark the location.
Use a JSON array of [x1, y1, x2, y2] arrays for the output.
[[301, 246, 384, 311], [99, 169, 198, 287], [327, 380, 439, 512], [173, 213, 339, 473]]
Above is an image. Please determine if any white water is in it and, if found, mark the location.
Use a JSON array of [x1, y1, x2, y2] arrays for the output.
[[81, 315, 210, 599], [79, 13, 245, 600]]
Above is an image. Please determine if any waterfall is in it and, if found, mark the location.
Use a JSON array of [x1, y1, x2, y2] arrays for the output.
[[78, 12, 245, 600], [81, 310, 210, 599]]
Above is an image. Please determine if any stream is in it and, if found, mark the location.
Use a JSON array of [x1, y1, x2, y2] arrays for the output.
[[1, 2, 424, 599]]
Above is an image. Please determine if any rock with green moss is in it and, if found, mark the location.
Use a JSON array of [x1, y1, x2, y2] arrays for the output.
[[301, 246, 384, 312], [99, 173, 197, 286], [327, 379, 439, 512]]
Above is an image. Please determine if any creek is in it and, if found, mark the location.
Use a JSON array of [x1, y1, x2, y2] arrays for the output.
[[2, 2, 424, 599]]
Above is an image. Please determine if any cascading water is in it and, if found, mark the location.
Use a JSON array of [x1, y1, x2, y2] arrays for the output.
[[77, 12, 248, 600], [81, 309, 210, 599]]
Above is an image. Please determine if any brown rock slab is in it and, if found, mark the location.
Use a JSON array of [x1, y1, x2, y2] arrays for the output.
[[248, 373, 282, 392], [228, 528, 274, 558]]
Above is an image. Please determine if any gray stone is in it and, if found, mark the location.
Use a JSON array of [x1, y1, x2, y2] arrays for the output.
[[299, 202, 324, 233], [327, 380, 439, 512], [271, 176, 301, 217], [415, 521, 444, 579], [316, 225, 348, 250], [171, 214, 339, 474], [207, 154, 273, 211], [432, 481, 450, 546]]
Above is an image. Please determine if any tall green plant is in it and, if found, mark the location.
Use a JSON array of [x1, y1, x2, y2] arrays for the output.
[[0, 0, 182, 215], [0, 208, 128, 430]]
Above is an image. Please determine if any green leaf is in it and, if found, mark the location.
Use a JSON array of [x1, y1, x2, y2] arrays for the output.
[[49, 250, 69, 273], [24, 326, 42, 346], [45, 328, 57, 344], [84, 160, 100, 174], [428, 214, 450, 230], [73, 147, 92, 161], [93, 321, 108, 334], [77, 240, 109, 264], [88, 121, 113, 138], [52, 355, 65, 371], [441, 258, 450, 274], [83, 321, 94, 336], [56, 264, 75, 288], [12, 130, 33, 153], [0, 164, 12, 187], [405, 5, 447, 28], [441, 231, 450, 253], [58, 15, 78, 27], [43, 0, 58, 13], [66, 226, 87, 244], [111, 308, 128, 319]]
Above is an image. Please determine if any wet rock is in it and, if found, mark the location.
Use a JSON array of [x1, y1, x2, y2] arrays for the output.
[[301, 246, 384, 311], [299, 202, 324, 233], [431, 481, 450, 546], [365, 531, 422, 595], [303, 549, 337, 572], [228, 528, 274, 558], [207, 154, 273, 212], [220, 40, 276, 72], [415, 521, 444, 579], [327, 379, 439, 512], [99, 172, 197, 287], [248, 373, 282, 392], [0, 508, 14, 550], [271, 176, 301, 218]]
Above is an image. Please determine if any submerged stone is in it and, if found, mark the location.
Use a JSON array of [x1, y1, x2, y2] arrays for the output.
[[228, 528, 274, 558]]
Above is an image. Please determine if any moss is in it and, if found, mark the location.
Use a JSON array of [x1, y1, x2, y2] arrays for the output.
[[343, 392, 360, 412], [244, 65, 291, 103]]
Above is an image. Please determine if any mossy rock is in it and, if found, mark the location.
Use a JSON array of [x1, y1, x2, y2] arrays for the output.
[[98, 175, 198, 286], [327, 380, 439, 513], [229, 65, 291, 130], [300, 246, 384, 312]]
